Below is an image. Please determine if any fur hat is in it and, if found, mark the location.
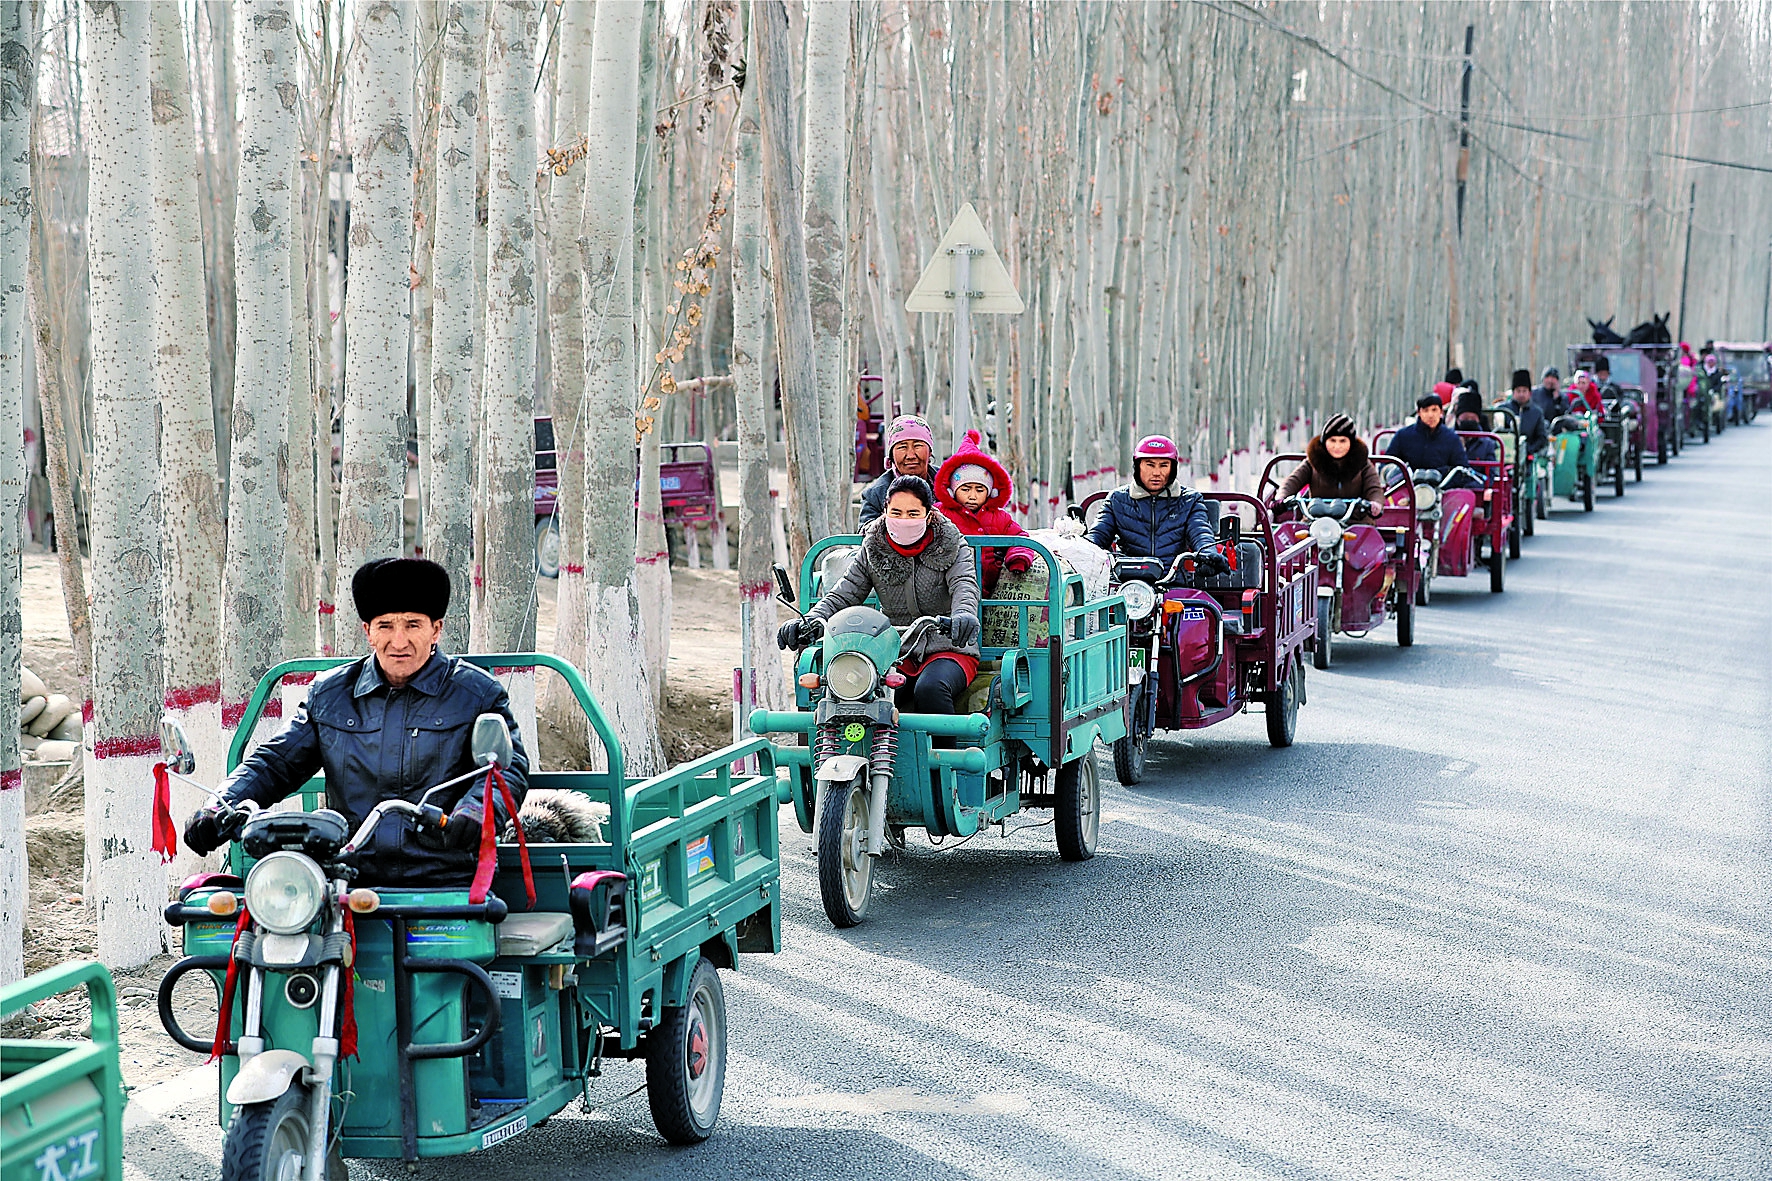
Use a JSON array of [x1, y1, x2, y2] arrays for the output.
[[352, 557, 450, 622], [1452, 387, 1485, 419], [1511, 368, 1532, 390]]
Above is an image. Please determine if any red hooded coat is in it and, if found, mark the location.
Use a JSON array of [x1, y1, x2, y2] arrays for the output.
[[934, 430, 1039, 593]]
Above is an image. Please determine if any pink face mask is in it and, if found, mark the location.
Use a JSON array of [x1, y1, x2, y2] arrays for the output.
[[885, 516, 928, 546]]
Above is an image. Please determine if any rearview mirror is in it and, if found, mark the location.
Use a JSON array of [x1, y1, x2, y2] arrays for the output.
[[772, 563, 796, 607], [159, 716, 196, 776], [470, 713, 513, 769]]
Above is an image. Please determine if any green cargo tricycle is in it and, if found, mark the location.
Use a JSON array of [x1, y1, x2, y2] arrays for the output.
[[1486, 406, 1548, 538], [155, 654, 780, 1179], [750, 536, 1128, 928], [1548, 410, 1600, 512], [3, 963, 126, 1181]]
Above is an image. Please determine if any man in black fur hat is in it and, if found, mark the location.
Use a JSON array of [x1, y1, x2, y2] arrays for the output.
[[1507, 369, 1550, 455], [183, 557, 529, 888]]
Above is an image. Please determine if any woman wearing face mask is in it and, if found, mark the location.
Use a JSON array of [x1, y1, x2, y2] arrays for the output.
[[777, 475, 982, 716]]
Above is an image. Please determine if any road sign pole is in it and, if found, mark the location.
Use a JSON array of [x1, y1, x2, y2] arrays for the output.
[[950, 245, 972, 447]]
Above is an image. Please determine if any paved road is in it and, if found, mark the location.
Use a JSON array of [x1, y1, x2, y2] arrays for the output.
[[128, 423, 1772, 1180]]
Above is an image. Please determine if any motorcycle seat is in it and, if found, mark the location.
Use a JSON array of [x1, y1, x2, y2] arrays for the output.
[[495, 911, 574, 958]]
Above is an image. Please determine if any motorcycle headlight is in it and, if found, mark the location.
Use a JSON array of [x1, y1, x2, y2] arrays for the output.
[[1309, 516, 1343, 547], [1120, 580, 1157, 620], [1413, 484, 1439, 510], [244, 851, 327, 935], [824, 651, 878, 702]]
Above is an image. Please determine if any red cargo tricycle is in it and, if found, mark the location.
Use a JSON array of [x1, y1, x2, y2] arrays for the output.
[[1081, 492, 1318, 785], [1375, 428, 1512, 597], [1258, 454, 1420, 667]]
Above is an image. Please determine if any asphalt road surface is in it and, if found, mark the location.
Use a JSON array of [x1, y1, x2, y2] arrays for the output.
[[126, 422, 1772, 1180]]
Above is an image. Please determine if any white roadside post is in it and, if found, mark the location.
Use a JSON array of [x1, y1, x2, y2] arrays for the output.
[[905, 202, 1024, 449]]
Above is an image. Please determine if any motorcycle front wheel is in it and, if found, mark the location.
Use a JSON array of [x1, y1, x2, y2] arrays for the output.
[[221, 1086, 345, 1181], [816, 774, 873, 928]]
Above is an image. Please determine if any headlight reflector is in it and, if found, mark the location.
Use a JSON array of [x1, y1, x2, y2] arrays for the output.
[[1413, 483, 1439, 510], [1120, 580, 1158, 620], [244, 851, 326, 935], [1309, 516, 1343, 547], [824, 652, 878, 701]]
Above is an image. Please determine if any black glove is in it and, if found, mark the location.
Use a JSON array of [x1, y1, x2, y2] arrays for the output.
[[183, 804, 229, 857], [776, 617, 823, 650], [1194, 550, 1231, 577], [443, 806, 485, 852], [948, 614, 980, 649]]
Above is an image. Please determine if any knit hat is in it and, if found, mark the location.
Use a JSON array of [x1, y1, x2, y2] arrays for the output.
[[885, 414, 934, 459], [1511, 368, 1532, 390], [1443, 367, 1464, 386], [1320, 413, 1356, 441], [1541, 366, 1560, 380], [1433, 381, 1456, 405], [933, 429, 1013, 513]]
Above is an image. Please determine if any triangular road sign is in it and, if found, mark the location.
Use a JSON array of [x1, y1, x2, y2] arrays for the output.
[[905, 202, 1024, 314]]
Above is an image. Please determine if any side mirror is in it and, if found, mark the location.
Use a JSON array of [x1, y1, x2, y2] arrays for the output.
[[160, 716, 196, 776], [470, 713, 513, 769], [772, 563, 797, 607]]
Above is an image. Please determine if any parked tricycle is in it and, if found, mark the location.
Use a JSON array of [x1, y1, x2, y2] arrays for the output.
[[1258, 454, 1419, 665], [3, 962, 126, 1181], [1081, 492, 1317, 782], [155, 654, 781, 1178], [752, 536, 1125, 925]]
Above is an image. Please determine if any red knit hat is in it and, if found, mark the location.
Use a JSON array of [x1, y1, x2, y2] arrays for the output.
[[934, 430, 1012, 512]]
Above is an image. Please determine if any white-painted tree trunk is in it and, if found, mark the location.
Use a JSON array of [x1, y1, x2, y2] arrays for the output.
[[222, 0, 296, 749], [337, 0, 415, 639], [731, 12, 785, 720], [632, 0, 669, 711], [542, 0, 594, 751], [84, 1, 166, 968], [580, 2, 661, 774], [0, 0, 29, 986], [472, 0, 539, 658], [149, 0, 225, 878], [801, 0, 851, 523], [286, 170, 317, 661], [426, 0, 482, 656]]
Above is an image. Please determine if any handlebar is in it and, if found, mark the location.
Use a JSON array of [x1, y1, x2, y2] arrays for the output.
[[340, 777, 463, 856]]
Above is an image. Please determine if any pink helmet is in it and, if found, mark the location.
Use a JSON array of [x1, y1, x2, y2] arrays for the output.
[[1133, 435, 1181, 463]]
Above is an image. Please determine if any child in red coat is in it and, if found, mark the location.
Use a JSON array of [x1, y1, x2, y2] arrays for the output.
[[934, 430, 1039, 595]]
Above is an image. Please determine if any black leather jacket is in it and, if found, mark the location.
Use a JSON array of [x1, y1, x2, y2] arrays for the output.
[[221, 651, 529, 888]]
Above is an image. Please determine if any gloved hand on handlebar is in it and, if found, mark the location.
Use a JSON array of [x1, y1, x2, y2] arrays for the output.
[[1002, 551, 1033, 575], [183, 802, 236, 857], [444, 805, 485, 852], [948, 613, 980, 649], [1366, 499, 1386, 518], [1192, 549, 1231, 577], [776, 616, 824, 651]]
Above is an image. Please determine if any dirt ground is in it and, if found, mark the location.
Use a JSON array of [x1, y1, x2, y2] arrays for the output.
[[12, 553, 762, 1088]]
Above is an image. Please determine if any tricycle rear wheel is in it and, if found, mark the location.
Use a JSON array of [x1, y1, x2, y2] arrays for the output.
[[1395, 589, 1414, 648], [1508, 519, 1521, 560], [1313, 597, 1333, 670], [816, 775, 873, 928], [1613, 455, 1625, 498], [221, 1085, 346, 1181], [1112, 730, 1146, 786], [645, 957, 727, 1144], [1265, 654, 1300, 748], [1489, 542, 1505, 593], [1054, 755, 1100, 861], [1580, 473, 1594, 512]]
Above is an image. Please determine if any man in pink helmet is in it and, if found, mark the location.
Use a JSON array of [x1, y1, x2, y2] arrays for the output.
[[1086, 435, 1225, 571], [858, 414, 938, 527]]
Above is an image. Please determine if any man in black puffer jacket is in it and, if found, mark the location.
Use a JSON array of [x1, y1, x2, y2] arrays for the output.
[[183, 558, 529, 889], [1385, 394, 1471, 472], [1087, 434, 1224, 570]]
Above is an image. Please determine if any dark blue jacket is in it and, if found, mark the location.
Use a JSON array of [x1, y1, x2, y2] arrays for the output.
[[857, 469, 893, 528], [1504, 399, 1550, 453], [1086, 484, 1217, 562], [1384, 420, 1470, 472], [221, 651, 529, 889]]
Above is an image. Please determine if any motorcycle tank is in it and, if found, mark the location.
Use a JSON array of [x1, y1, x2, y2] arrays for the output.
[[825, 605, 893, 638]]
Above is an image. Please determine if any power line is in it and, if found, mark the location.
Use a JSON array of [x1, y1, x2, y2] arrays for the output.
[[1654, 150, 1772, 175]]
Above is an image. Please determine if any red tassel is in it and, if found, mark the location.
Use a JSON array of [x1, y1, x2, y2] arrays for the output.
[[210, 908, 251, 1062], [150, 762, 177, 864], [338, 907, 358, 1059], [467, 764, 534, 910]]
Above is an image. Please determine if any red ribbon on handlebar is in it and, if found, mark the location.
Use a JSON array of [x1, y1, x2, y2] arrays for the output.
[[339, 907, 359, 1059], [150, 761, 177, 863], [468, 763, 534, 910], [209, 907, 252, 1063]]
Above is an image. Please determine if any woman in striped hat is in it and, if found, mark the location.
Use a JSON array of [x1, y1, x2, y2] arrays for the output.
[[1276, 413, 1387, 519]]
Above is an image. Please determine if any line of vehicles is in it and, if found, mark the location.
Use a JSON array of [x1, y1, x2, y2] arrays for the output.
[[5, 341, 1767, 1181]]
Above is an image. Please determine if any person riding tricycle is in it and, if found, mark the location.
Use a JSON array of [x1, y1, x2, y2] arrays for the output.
[[756, 471, 1127, 927], [1259, 414, 1420, 666], [157, 560, 784, 1179], [1081, 436, 1318, 784]]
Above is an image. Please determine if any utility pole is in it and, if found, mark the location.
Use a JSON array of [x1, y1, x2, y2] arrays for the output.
[[1449, 24, 1473, 373], [1677, 181, 1696, 344], [1762, 236, 1770, 339]]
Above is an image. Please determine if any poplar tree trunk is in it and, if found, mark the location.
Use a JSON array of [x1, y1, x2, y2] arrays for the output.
[[286, 181, 316, 663], [337, 0, 415, 639], [580, 1, 661, 773], [542, 0, 594, 755], [632, 0, 669, 709], [0, 0, 29, 986], [801, 1, 851, 520], [472, 0, 539, 655], [426, 0, 482, 657], [149, 0, 225, 875], [731, 14, 784, 716], [756, 0, 834, 560], [84, 1, 166, 968], [222, 0, 296, 741]]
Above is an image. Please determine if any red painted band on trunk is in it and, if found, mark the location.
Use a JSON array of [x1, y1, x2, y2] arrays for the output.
[[263, 698, 283, 719], [165, 681, 222, 709], [740, 581, 772, 598], [82, 700, 93, 723], [636, 550, 669, 565], [317, 602, 336, 615], [561, 564, 584, 575], [284, 672, 317, 686], [221, 701, 248, 727], [94, 734, 160, 759], [1, 768, 20, 791], [491, 666, 533, 676]]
